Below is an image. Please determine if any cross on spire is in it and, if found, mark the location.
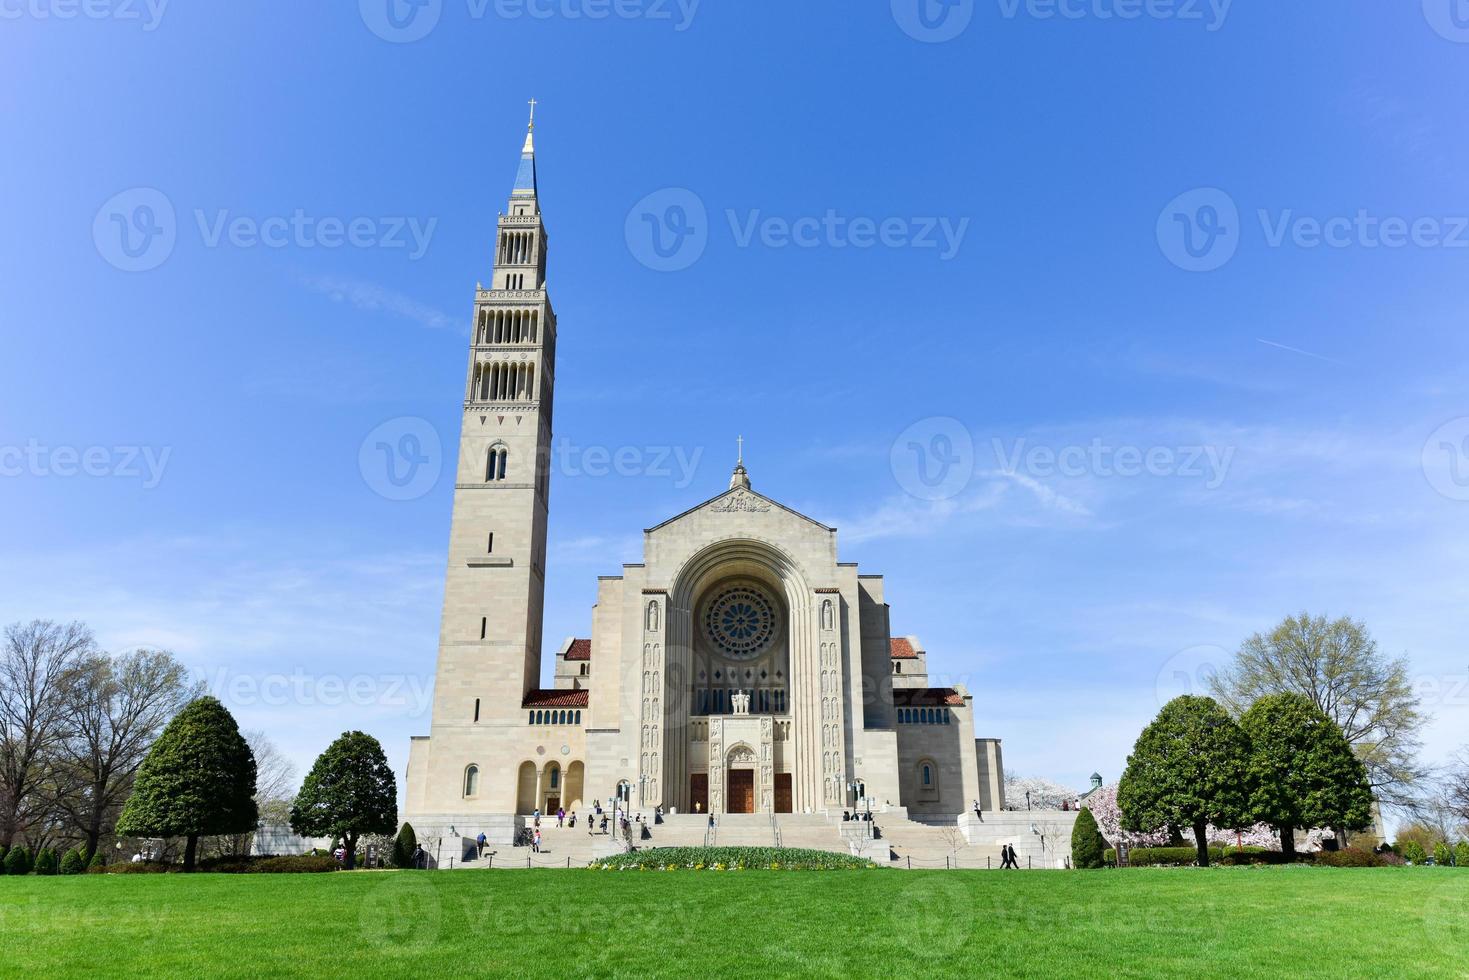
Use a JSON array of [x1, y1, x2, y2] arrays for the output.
[[737, 434, 744, 465], [527, 98, 537, 131]]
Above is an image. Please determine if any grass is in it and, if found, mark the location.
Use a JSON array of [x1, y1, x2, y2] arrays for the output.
[[1, 866, 1466, 978]]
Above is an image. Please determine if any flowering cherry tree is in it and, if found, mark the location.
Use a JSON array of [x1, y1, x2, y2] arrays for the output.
[[1003, 773, 1080, 811], [1082, 784, 1171, 847]]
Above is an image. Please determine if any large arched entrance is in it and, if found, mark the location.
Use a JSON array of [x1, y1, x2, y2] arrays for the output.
[[725, 744, 757, 814]]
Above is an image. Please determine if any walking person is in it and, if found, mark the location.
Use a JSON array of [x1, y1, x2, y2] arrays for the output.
[[557, 807, 565, 828], [476, 831, 487, 858], [532, 828, 542, 853]]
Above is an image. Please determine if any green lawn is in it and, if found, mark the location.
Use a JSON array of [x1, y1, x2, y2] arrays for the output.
[[2, 867, 1465, 978]]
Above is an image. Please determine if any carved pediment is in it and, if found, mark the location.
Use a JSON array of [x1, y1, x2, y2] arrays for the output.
[[708, 490, 771, 515]]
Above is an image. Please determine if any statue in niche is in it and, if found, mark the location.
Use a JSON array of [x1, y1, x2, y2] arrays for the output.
[[731, 689, 751, 715]]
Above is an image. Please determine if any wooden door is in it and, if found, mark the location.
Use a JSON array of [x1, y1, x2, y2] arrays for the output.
[[690, 774, 708, 814], [774, 774, 793, 813], [727, 770, 754, 814]]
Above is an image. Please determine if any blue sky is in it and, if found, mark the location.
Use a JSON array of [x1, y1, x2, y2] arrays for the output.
[[4, 2, 1469, 806]]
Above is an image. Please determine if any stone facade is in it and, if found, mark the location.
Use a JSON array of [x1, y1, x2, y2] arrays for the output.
[[403, 119, 1007, 844]]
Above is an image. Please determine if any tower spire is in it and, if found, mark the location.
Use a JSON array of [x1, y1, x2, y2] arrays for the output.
[[511, 99, 538, 209], [729, 434, 750, 490]]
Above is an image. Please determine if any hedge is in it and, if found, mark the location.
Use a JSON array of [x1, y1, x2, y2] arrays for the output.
[[59, 849, 86, 875], [590, 847, 879, 871], [1105, 846, 1228, 867], [4, 846, 32, 875]]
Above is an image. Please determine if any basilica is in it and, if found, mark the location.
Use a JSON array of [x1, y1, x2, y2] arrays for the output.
[[402, 116, 1007, 847]]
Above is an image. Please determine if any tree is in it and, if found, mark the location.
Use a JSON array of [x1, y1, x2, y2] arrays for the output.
[[1081, 784, 1172, 848], [1071, 806, 1106, 869], [59, 848, 85, 875], [33, 847, 57, 875], [1118, 695, 1249, 867], [1445, 748, 1469, 827], [54, 649, 200, 861], [1002, 773, 1078, 810], [1209, 614, 1426, 809], [289, 731, 397, 870], [115, 696, 257, 871], [1240, 692, 1374, 859], [0, 620, 93, 847], [4, 845, 31, 875], [391, 822, 418, 869], [1400, 839, 1428, 864]]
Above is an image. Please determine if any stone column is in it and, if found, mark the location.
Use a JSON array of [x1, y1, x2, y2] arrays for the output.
[[534, 767, 545, 813]]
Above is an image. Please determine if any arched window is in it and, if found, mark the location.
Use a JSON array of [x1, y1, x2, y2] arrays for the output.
[[463, 765, 479, 798], [922, 764, 932, 786], [549, 766, 560, 789], [487, 446, 508, 482], [895, 662, 902, 674], [574, 710, 581, 724]]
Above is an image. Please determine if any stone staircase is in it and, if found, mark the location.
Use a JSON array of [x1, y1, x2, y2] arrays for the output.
[[874, 819, 1004, 870]]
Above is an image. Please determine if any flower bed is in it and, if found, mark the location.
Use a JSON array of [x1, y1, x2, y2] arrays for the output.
[[589, 847, 879, 871]]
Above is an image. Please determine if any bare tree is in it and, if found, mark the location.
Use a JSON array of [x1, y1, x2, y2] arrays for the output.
[[1208, 613, 1428, 810], [0, 620, 93, 847], [54, 648, 201, 859], [938, 823, 967, 866], [1442, 748, 1469, 832]]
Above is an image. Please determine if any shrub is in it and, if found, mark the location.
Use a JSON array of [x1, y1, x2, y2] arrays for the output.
[[59, 849, 86, 875], [1071, 807, 1106, 869], [590, 847, 879, 871], [1400, 840, 1428, 865], [1456, 842, 1469, 868], [1433, 842, 1453, 867], [87, 853, 107, 873], [4, 846, 32, 875], [33, 848, 58, 876], [1105, 845, 1226, 867], [1316, 847, 1386, 868], [392, 823, 418, 869], [198, 855, 339, 874]]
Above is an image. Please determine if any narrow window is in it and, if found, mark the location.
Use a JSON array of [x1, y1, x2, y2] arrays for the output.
[[464, 765, 479, 797], [574, 710, 581, 724], [480, 617, 487, 640], [487, 533, 494, 553], [550, 768, 559, 789], [473, 697, 480, 722], [923, 765, 932, 786]]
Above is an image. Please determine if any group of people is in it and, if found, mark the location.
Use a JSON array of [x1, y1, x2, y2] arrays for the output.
[[998, 843, 1022, 869]]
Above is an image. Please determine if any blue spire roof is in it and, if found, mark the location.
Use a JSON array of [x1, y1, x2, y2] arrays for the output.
[[511, 117, 537, 200]]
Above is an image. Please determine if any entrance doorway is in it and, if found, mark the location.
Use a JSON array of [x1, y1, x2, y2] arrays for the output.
[[727, 770, 754, 813], [545, 796, 560, 814], [690, 774, 708, 814], [774, 774, 792, 813]]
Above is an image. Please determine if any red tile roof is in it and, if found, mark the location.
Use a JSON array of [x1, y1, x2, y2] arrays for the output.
[[892, 687, 965, 707], [564, 638, 592, 661], [890, 637, 919, 659], [522, 689, 589, 708]]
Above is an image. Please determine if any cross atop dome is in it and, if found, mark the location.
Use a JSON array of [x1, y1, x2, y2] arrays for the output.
[[729, 434, 751, 490]]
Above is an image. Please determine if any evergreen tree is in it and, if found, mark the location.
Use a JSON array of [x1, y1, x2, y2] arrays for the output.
[[33, 847, 58, 875], [1240, 692, 1373, 859], [1071, 805, 1107, 869], [115, 696, 257, 871], [4, 845, 32, 875], [1118, 695, 1249, 867], [289, 731, 397, 870], [392, 822, 418, 869], [87, 852, 106, 872], [59, 848, 86, 875]]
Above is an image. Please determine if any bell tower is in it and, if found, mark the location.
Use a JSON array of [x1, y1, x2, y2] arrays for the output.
[[431, 103, 557, 729]]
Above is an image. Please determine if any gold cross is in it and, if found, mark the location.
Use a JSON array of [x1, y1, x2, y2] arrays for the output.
[[527, 98, 537, 130]]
